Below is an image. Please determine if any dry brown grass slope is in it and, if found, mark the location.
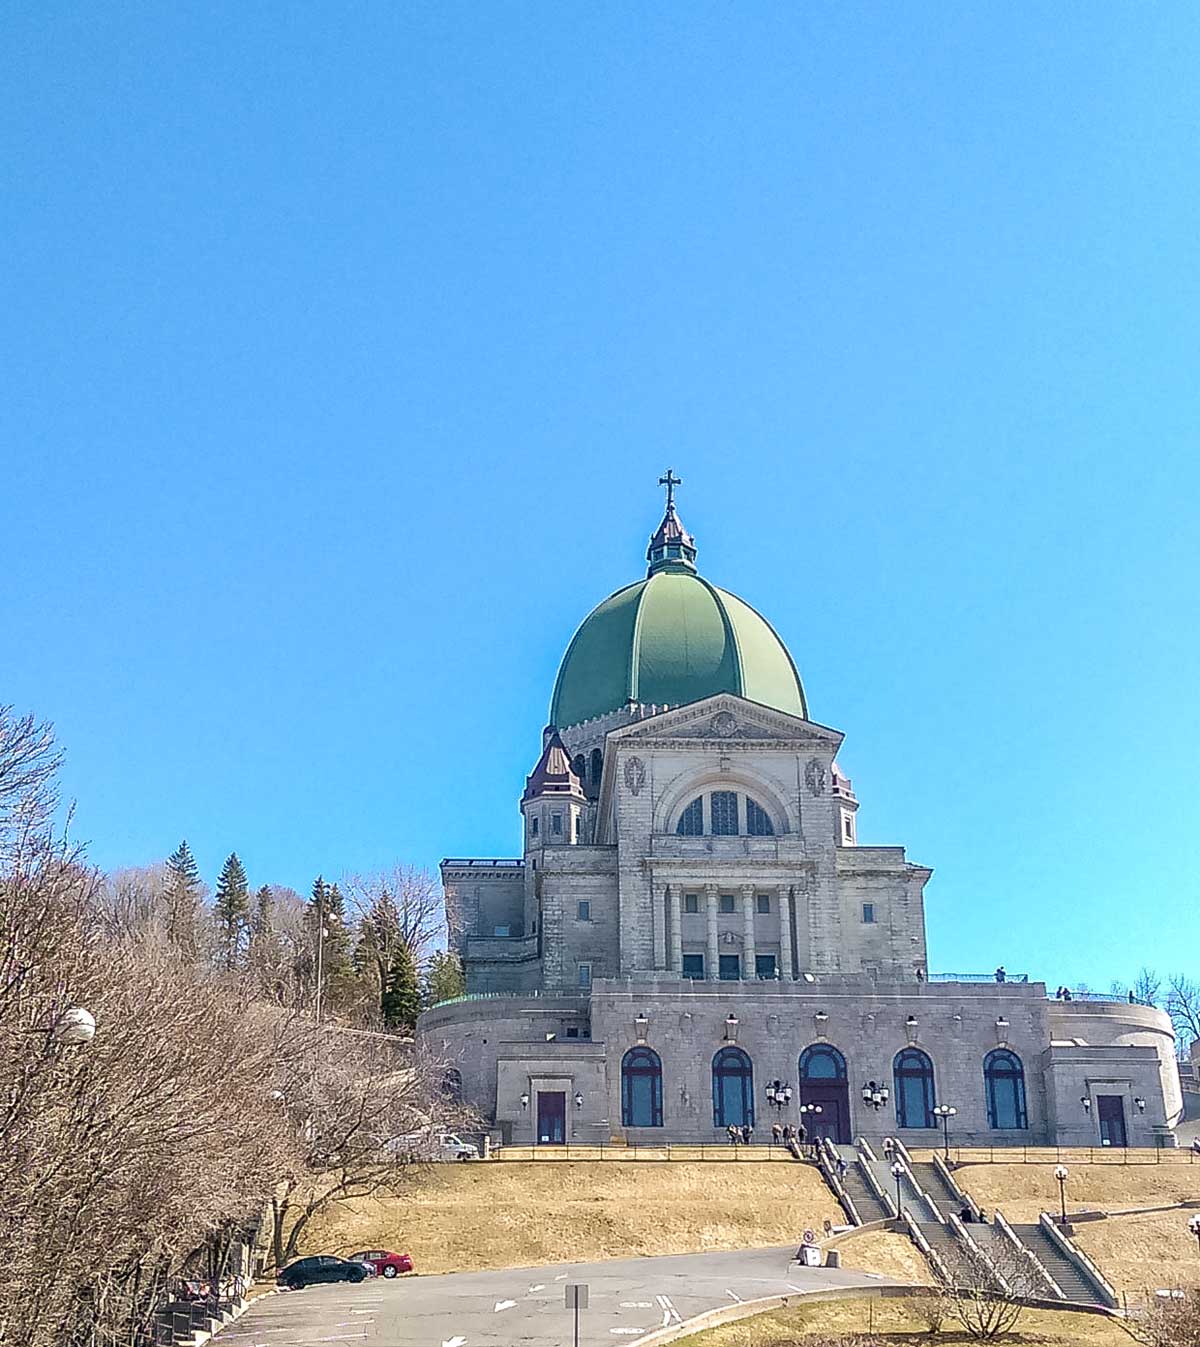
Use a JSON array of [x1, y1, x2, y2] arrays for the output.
[[302, 1161, 844, 1275]]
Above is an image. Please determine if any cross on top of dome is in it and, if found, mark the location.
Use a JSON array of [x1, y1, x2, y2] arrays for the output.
[[647, 467, 697, 574]]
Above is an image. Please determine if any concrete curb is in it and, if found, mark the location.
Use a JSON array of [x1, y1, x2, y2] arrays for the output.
[[192, 1288, 279, 1347], [628, 1281, 1126, 1346]]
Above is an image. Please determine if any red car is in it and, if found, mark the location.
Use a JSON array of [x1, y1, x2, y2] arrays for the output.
[[348, 1249, 414, 1279]]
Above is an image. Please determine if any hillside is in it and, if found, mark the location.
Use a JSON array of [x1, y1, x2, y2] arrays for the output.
[[302, 1160, 843, 1274]]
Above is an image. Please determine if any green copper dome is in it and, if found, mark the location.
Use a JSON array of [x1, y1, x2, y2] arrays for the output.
[[549, 483, 807, 729]]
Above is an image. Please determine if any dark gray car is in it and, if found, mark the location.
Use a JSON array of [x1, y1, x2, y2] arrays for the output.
[[278, 1255, 368, 1290]]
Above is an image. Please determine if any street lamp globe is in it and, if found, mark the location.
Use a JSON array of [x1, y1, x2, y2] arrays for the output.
[[53, 1007, 96, 1046]]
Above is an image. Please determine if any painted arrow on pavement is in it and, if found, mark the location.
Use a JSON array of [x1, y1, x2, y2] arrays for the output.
[[494, 1300, 517, 1312]]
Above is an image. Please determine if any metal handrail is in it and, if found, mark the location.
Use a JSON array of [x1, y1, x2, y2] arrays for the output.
[[1037, 1212, 1118, 1307], [992, 1209, 1064, 1300]]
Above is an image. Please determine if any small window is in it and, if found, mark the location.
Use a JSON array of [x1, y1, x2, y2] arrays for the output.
[[577, 900, 591, 922], [684, 893, 699, 914], [531, 816, 539, 837], [862, 903, 875, 924], [755, 953, 777, 979], [552, 813, 563, 835], [711, 791, 739, 835], [676, 797, 704, 836], [494, 925, 510, 937], [578, 962, 592, 989], [565, 1026, 579, 1039], [573, 815, 580, 841], [719, 893, 735, 914], [756, 894, 770, 914], [718, 953, 741, 981], [842, 813, 854, 840], [746, 798, 775, 836], [682, 953, 705, 980]]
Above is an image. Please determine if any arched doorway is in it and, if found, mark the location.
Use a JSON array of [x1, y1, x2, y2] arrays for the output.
[[798, 1043, 851, 1144], [712, 1046, 755, 1129]]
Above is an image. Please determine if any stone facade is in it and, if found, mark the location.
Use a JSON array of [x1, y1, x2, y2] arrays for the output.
[[421, 504, 1182, 1150]]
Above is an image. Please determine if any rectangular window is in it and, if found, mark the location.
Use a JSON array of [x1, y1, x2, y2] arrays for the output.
[[682, 953, 705, 980], [494, 925, 510, 937], [565, 1026, 579, 1039], [577, 900, 590, 922], [531, 816, 539, 837], [573, 815, 580, 841], [552, 813, 563, 835], [710, 791, 739, 835], [684, 893, 699, 914], [755, 953, 777, 980], [577, 962, 592, 989], [718, 953, 741, 981], [862, 903, 875, 924], [719, 893, 735, 914], [756, 893, 770, 914], [842, 813, 854, 840]]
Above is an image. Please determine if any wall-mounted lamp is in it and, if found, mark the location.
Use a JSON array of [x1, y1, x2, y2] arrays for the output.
[[861, 1080, 890, 1110], [724, 1013, 739, 1041], [995, 1016, 1009, 1041], [634, 1013, 649, 1042], [905, 1015, 919, 1043], [573, 1091, 584, 1109], [520, 1092, 530, 1110], [1134, 1096, 1146, 1113], [1080, 1095, 1091, 1114], [813, 1010, 829, 1035]]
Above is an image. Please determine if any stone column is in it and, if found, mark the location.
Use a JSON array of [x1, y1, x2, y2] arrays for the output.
[[779, 886, 794, 981], [741, 884, 757, 981], [668, 884, 683, 976], [705, 883, 719, 982], [652, 881, 667, 971]]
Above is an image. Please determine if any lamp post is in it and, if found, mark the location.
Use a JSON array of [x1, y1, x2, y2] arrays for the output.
[[1054, 1165, 1069, 1225], [765, 1079, 793, 1125], [798, 1102, 822, 1154], [861, 1081, 890, 1112], [932, 1104, 957, 1164], [890, 1159, 905, 1217], [1188, 1214, 1200, 1261]]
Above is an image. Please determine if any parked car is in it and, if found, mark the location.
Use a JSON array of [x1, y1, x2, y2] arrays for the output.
[[347, 1249, 414, 1279], [437, 1132, 479, 1161], [277, 1255, 368, 1290]]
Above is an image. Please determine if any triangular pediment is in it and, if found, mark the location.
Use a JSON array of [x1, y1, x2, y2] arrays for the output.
[[605, 693, 843, 749]]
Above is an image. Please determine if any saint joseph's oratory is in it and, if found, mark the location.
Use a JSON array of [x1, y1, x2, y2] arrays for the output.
[[418, 479, 1182, 1149]]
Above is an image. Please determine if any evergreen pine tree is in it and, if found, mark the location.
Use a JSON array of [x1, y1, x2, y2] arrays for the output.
[[381, 938, 422, 1033], [424, 950, 466, 1007], [213, 852, 251, 971], [163, 839, 202, 957]]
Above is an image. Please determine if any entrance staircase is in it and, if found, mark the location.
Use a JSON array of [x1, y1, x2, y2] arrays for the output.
[[815, 1137, 1116, 1309]]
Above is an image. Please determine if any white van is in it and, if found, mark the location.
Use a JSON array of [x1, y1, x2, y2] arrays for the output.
[[437, 1132, 479, 1161]]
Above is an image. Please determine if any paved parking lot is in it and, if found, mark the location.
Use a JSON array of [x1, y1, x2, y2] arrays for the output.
[[225, 1247, 895, 1346]]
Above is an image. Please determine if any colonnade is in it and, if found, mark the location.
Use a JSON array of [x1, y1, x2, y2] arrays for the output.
[[651, 881, 797, 981]]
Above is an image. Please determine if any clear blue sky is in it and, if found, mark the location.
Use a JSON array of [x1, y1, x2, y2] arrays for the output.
[[3, 5, 1197, 988]]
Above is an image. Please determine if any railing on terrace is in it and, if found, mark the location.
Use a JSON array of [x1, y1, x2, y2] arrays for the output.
[[927, 1145, 1199, 1166], [442, 858, 524, 867], [929, 972, 1031, 984], [429, 989, 587, 1009]]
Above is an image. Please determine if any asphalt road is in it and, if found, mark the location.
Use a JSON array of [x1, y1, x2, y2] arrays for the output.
[[225, 1247, 897, 1347]]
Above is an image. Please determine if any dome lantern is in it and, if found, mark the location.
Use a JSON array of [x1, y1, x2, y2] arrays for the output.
[[646, 468, 697, 574]]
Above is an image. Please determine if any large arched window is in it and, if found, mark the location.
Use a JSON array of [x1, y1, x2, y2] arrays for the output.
[[673, 792, 778, 837], [590, 748, 603, 788], [984, 1049, 1028, 1130], [712, 1046, 755, 1128], [621, 1047, 663, 1127], [893, 1048, 936, 1129], [799, 1044, 847, 1080], [572, 754, 586, 785]]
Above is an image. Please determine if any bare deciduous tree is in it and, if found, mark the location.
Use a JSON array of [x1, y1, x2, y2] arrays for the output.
[[342, 866, 446, 964], [1123, 1289, 1200, 1347], [936, 1240, 1045, 1341], [1166, 976, 1200, 1055]]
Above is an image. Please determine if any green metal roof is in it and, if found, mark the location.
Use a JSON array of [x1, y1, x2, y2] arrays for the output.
[[548, 568, 807, 729]]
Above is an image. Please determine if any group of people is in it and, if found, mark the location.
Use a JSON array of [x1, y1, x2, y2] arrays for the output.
[[1053, 985, 1075, 1000], [725, 1123, 755, 1145]]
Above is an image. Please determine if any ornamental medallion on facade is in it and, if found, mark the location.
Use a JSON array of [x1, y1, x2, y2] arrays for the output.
[[623, 756, 647, 795], [804, 756, 826, 797], [709, 710, 738, 738]]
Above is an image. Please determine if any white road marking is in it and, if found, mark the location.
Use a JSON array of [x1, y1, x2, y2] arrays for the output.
[[527, 1284, 546, 1293], [493, 1300, 517, 1312], [442, 1338, 468, 1347], [554, 1274, 567, 1281], [661, 1310, 671, 1327], [726, 1289, 743, 1303], [787, 1283, 805, 1292], [658, 1295, 682, 1324], [610, 1331, 643, 1337], [619, 1302, 653, 1308]]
